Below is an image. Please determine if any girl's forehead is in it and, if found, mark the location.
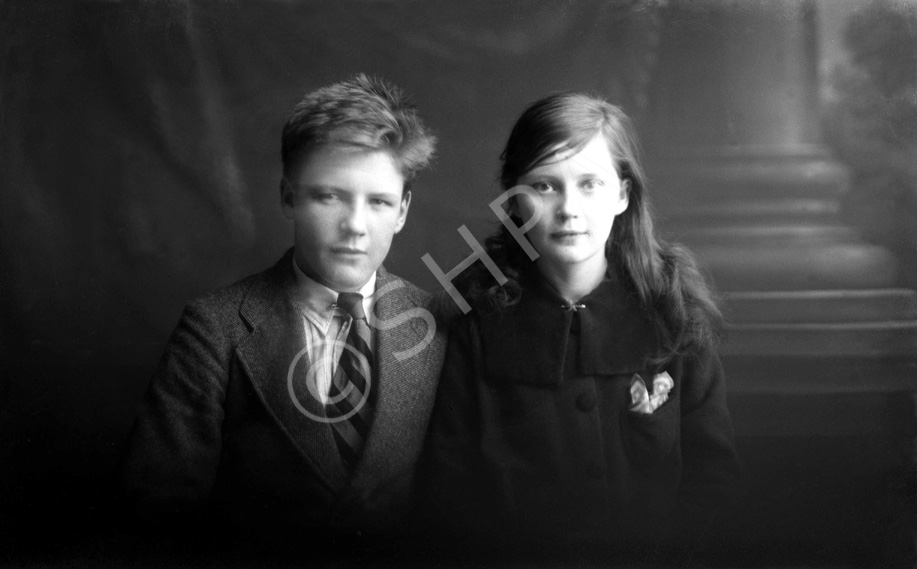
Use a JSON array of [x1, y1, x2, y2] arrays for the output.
[[526, 135, 618, 176]]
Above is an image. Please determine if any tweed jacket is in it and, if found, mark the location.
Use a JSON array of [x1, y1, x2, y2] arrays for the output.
[[117, 249, 447, 543]]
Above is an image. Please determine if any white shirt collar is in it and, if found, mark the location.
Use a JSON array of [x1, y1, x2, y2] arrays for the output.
[[291, 256, 376, 334]]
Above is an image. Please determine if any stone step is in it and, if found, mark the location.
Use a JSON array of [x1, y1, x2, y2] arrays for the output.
[[724, 289, 917, 323], [664, 197, 841, 225], [650, 145, 904, 289], [651, 145, 850, 205], [722, 355, 916, 394], [674, 224, 861, 246], [723, 320, 917, 357], [695, 242, 899, 290]]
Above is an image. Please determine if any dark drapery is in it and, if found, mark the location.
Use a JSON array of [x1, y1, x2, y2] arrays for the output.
[[0, 0, 661, 553]]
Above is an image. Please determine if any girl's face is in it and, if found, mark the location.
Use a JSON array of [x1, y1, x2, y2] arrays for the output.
[[513, 134, 629, 279]]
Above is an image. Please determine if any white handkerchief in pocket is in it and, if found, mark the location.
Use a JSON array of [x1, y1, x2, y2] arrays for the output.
[[629, 371, 674, 414]]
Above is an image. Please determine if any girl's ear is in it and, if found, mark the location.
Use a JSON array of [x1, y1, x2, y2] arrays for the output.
[[613, 179, 631, 215], [506, 196, 519, 218]]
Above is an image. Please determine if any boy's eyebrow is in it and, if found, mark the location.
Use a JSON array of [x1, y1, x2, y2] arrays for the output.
[[300, 184, 403, 199], [298, 183, 341, 192]]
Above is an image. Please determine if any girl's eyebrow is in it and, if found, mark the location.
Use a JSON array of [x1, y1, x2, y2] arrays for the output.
[[520, 170, 560, 179], [522, 168, 608, 181]]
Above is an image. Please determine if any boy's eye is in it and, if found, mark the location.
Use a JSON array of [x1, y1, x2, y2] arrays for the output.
[[370, 198, 393, 207]]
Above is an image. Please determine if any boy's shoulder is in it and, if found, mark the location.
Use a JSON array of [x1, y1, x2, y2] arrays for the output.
[[182, 252, 294, 327]]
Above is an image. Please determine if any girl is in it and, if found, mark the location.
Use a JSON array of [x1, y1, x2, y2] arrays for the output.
[[417, 93, 741, 562]]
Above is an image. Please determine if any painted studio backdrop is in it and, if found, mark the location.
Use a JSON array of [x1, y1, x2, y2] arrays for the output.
[[2, 0, 916, 565]]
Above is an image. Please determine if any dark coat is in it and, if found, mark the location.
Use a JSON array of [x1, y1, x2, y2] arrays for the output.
[[116, 250, 447, 550], [416, 273, 740, 562]]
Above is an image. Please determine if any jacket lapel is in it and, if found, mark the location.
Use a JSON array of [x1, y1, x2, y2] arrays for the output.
[[234, 251, 350, 491], [348, 267, 437, 490]]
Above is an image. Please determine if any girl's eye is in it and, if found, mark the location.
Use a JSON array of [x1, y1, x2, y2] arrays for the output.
[[531, 182, 554, 193], [582, 179, 604, 191]]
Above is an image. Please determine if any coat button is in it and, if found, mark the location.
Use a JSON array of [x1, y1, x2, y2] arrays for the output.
[[576, 392, 596, 411], [586, 461, 603, 479]]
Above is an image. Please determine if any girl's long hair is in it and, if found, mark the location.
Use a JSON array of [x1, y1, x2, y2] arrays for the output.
[[458, 92, 723, 365]]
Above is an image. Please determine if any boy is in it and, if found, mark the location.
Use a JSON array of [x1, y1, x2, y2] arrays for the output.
[[117, 75, 446, 555]]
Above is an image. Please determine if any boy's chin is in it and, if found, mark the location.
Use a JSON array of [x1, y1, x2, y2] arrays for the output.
[[323, 270, 373, 293]]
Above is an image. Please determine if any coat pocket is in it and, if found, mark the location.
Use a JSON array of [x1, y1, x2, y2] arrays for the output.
[[621, 395, 680, 472]]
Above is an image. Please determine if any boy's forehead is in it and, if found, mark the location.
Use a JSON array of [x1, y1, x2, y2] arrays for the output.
[[293, 143, 377, 171], [289, 144, 405, 193]]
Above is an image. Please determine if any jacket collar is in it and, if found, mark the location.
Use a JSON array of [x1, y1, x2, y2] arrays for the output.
[[235, 248, 435, 493], [346, 266, 433, 492], [236, 249, 351, 490], [239, 248, 295, 331], [290, 256, 378, 333], [480, 271, 660, 385]]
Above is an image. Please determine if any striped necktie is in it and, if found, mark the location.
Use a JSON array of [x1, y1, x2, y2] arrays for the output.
[[327, 292, 375, 469]]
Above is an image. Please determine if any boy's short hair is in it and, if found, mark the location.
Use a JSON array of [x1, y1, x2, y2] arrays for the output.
[[281, 74, 436, 190]]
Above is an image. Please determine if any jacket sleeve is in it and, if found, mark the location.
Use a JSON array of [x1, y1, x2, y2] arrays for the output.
[[114, 301, 229, 527], [412, 316, 507, 549], [673, 348, 743, 553]]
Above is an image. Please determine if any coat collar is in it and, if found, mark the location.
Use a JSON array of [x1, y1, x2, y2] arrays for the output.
[[480, 271, 660, 385]]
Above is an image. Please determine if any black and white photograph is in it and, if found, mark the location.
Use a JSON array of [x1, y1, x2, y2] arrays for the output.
[[1, 1, 915, 567]]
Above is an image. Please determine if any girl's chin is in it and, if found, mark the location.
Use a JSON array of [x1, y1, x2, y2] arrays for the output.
[[536, 251, 606, 270]]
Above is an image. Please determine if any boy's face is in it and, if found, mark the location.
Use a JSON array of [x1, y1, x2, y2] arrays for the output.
[[282, 145, 410, 292]]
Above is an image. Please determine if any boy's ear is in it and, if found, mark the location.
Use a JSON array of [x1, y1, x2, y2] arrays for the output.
[[393, 190, 411, 234], [280, 178, 296, 219]]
